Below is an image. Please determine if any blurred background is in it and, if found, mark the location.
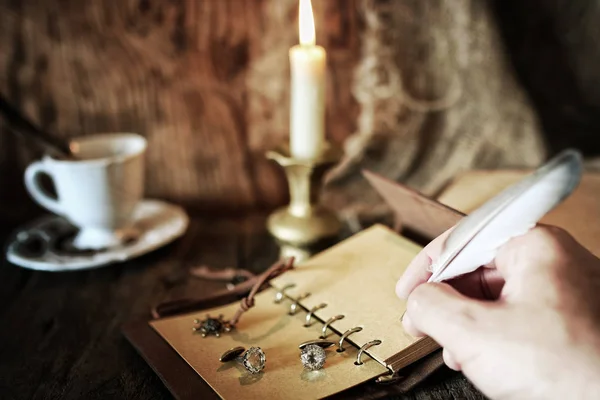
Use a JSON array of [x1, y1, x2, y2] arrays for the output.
[[2, 0, 600, 223]]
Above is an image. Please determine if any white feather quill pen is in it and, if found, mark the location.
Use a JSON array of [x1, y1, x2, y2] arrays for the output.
[[429, 149, 583, 283]]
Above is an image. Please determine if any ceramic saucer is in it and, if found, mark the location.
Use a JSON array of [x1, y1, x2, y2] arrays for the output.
[[6, 200, 189, 271]]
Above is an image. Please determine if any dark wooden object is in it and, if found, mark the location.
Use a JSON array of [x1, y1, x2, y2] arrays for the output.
[[0, 214, 484, 400]]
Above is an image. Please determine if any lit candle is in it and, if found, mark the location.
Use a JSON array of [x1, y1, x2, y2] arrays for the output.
[[289, 0, 326, 160]]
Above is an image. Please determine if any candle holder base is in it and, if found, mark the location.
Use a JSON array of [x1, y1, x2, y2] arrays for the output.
[[266, 143, 343, 261], [267, 206, 342, 248]]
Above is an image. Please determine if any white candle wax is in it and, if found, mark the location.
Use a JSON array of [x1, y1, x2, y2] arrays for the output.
[[289, 45, 326, 160], [289, 0, 326, 160]]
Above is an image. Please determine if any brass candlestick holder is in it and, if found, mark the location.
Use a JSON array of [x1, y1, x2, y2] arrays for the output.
[[266, 143, 343, 262]]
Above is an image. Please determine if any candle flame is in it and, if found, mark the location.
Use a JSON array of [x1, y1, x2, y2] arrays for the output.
[[299, 0, 316, 46]]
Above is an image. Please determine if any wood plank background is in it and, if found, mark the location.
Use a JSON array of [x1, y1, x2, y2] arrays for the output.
[[1, 0, 600, 223]]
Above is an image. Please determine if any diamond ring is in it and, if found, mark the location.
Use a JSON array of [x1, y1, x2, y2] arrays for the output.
[[219, 346, 266, 374], [299, 339, 335, 371]]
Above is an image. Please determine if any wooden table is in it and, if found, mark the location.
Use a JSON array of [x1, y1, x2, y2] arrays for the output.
[[0, 212, 484, 400]]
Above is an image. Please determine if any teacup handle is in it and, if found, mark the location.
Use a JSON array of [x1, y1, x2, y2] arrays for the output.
[[24, 161, 63, 215]]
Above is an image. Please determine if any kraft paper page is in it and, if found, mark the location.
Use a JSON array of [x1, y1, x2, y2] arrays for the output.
[[150, 287, 388, 400], [271, 224, 427, 368]]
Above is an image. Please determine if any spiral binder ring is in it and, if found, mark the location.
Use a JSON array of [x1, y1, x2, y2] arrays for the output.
[[304, 303, 327, 327], [355, 340, 382, 366], [337, 327, 363, 353], [320, 315, 345, 339], [274, 283, 296, 303], [288, 293, 311, 315]]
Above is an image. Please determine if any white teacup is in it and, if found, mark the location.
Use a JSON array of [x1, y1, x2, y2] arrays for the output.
[[24, 133, 147, 250]]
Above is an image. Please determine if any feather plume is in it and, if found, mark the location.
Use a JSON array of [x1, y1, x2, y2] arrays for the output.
[[429, 149, 583, 283]]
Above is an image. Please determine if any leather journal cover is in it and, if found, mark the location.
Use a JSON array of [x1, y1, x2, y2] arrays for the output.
[[123, 170, 600, 399]]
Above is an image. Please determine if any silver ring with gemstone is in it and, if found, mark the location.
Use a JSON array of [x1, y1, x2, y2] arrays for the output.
[[299, 339, 335, 371], [219, 346, 266, 374], [193, 314, 232, 338]]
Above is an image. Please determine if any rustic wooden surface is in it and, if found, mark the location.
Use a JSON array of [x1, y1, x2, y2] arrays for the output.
[[0, 213, 484, 400]]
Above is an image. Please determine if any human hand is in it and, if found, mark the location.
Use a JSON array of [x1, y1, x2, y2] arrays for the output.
[[396, 225, 600, 400]]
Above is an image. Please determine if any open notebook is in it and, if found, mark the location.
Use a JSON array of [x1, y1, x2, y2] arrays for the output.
[[130, 169, 600, 400], [150, 225, 438, 399]]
